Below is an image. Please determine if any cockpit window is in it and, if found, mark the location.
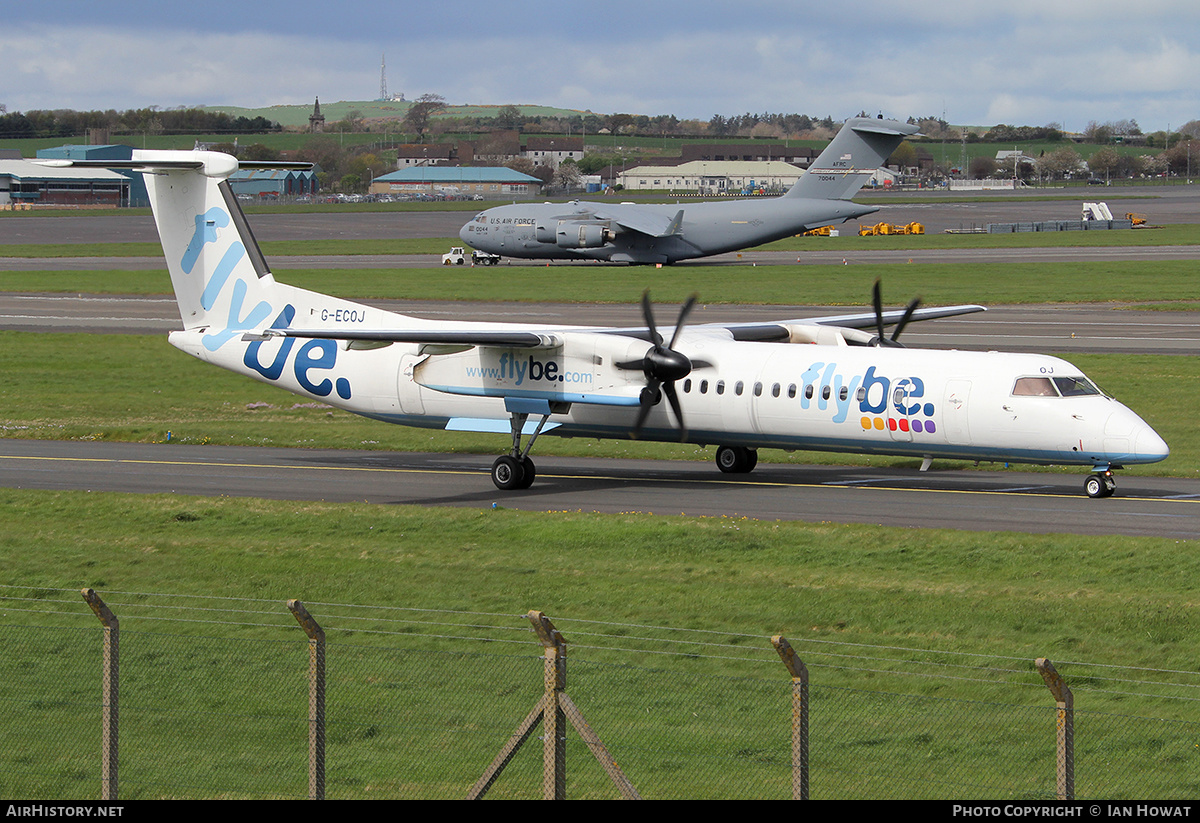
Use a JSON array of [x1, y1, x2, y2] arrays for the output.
[[1052, 376, 1101, 397], [1012, 377, 1057, 397], [1012, 376, 1104, 398]]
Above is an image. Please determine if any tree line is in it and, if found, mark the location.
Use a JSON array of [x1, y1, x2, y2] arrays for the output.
[[0, 107, 281, 140]]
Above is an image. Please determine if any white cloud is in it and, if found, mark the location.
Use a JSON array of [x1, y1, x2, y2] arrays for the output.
[[2, 9, 1199, 133]]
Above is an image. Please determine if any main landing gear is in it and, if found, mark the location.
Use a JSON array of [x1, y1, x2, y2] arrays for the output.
[[490, 403, 556, 491], [492, 453, 535, 491], [716, 445, 758, 474], [1084, 468, 1117, 499]]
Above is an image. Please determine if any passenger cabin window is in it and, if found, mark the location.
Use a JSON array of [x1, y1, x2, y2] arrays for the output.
[[1012, 377, 1058, 397], [683, 379, 692, 393], [788, 383, 797, 399], [716, 380, 725, 395], [700, 380, 709, 394], [735, 381, 744, 396], [754, 382, 763, 397]]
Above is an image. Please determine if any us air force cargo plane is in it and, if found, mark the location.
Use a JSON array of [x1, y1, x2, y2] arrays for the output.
[[460, 116, 918, 264], [40, 152, 1168, 497]]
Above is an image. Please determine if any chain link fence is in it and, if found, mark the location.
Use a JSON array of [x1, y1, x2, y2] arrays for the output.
[[2, 586, 1198, 800]]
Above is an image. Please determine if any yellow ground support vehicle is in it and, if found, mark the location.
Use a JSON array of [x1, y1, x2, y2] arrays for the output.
[[858, 222, 925, 236]]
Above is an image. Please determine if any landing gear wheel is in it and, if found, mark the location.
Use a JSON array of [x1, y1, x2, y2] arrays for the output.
[[1084, 473, 1115, 499], [716, 445, 758, 474], [517, 456, 536, 489], [491, 455, 526, 491], [491, 455, 536, 490]]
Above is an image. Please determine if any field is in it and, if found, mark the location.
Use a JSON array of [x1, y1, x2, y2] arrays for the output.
[[2, 214, 1199, 798]]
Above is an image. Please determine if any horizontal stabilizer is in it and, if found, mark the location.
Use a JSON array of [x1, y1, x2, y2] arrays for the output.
[[33, 154, 310, 179]]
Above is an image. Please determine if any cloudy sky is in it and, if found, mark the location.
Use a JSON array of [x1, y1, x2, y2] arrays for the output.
[[4, 1, 1198, 132]]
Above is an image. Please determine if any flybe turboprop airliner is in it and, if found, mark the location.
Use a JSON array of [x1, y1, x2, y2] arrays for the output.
[[39, 152, 1169, 497]]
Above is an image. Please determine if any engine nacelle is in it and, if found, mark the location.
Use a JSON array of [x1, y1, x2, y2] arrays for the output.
[[555, 221, 614, 249]]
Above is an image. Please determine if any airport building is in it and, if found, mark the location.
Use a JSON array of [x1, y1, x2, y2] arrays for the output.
[[228, 167, 319, 199], [617, 160, 806, 194], [0, 150, 131, 208], [372, 166, 541, 198]]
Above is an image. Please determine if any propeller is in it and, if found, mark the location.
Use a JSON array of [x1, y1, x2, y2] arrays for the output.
[[871, 279, 921, 348], [616, 291, 701, 439]]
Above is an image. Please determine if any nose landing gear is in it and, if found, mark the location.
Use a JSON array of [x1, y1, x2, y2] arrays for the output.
[[1084, 469, 1116, 499]]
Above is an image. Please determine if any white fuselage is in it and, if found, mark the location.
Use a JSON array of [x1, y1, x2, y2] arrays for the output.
[[171, 311, 1169, 470]]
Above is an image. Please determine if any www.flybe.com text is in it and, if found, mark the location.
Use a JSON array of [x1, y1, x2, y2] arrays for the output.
[[467, 353, 594, 386]]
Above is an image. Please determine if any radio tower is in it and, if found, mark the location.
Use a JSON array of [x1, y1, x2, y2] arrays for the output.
[[379, 54, 388, 101]]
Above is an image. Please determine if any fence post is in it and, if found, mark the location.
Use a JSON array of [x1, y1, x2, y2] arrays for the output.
[[288, 600, 326, 800], [528, 610, 567, 800], [772, 636, 809, 800], [468, 610, 639, 799], [1036, 658, 1074, 800], [80, 588, 118, 801]]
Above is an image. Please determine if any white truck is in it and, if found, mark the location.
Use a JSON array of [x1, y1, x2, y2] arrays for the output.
[[442, 246, 501, 266]]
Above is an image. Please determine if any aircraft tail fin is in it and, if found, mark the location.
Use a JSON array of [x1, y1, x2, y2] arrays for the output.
[[787, 117, 919, 201], [36, 152, 309, 335]]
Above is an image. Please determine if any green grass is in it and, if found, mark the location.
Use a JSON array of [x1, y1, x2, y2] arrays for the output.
[[7, 259, 1200, 308], [3, 217, 1199, 798], [0, 238, 454, 258], [2, 492, 1198, 798]]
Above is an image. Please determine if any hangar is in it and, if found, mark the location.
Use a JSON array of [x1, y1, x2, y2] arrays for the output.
[[371, 166, 541, 198], [229, 167, 319, 200], [1, 152, 130, 208], [617, 160, 807, 195], [35, 145, 145, 206]]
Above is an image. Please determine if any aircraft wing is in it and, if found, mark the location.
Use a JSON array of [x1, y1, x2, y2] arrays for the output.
[[588, 203, 685, 238], [256, 303, 986, 348], [256, 328, 564, 347]]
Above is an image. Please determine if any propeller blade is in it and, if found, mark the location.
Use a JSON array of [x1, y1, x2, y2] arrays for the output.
[[641, 290, 662, 345], [630, 379, 661, 439], [872, 280, 886, 343], [889, 295, 922, 345], [662, 382, 687, 440], [667, 294, 697, 350]]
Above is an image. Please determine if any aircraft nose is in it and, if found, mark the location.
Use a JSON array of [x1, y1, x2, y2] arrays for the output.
[[1134, 424, 1170, 463], [459, 223, 473, 244]]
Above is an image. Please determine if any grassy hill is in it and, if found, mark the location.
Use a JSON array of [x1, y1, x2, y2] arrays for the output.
[[200, 100, 596, 129]]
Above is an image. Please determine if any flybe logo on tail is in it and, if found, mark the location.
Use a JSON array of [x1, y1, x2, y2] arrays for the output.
[[182, 206, 273, 352], [184, 206, 352, 400], [243, 306, 352, 400]]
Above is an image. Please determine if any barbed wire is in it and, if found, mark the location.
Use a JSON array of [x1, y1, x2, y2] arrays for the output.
[[2, 586, 1196, 699]]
